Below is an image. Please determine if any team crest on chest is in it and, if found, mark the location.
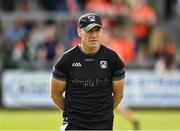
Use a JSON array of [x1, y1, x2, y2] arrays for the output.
[[100, 61, 108, 70]]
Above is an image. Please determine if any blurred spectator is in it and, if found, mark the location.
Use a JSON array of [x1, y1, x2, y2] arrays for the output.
[[130, 0, 156, 65], [43, 25, 58, 61], [107, 23, 135, 64], [12, 37, 30, 62], [40, 0, 81, 12], [35, 45, 47, 70], [67, 20, 79, 47], [29, 21, 62, 62], [85, 0, 112, 14], [5, 20, 28, 44], [28, 20, 47, 60], [3, 20, 29, 68], [154, 35, 176, 73], [77, 0, 86, 10], [40, 0, 61, 11], [66, 0, 80, 12], [56, 21, 68, 50], [1, 38, 19, 69], [111, 0, 130, 16]]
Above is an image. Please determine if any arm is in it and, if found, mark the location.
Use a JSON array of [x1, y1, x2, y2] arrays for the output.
[[50, 76, 66, 111], [112, 78, 125, 109]]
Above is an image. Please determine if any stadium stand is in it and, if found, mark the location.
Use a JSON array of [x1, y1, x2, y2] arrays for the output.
[[0, 0, 179, 71]]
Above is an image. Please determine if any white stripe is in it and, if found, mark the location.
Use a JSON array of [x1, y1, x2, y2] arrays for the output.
[[60, 123, 68, 131]]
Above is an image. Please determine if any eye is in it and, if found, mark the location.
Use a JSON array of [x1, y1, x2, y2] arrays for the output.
[[96, 28, 101, 31], [96, 29, 100, 32], [95, 27, 101, 32]]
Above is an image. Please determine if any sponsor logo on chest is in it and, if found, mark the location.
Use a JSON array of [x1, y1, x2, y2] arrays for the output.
[[72, 62, 82, 67]]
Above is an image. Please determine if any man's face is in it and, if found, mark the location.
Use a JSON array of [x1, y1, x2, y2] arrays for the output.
[[78, 26, 103, 49]]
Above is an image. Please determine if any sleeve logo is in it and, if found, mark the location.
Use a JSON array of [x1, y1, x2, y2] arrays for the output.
[[100, 61, 108, 70]]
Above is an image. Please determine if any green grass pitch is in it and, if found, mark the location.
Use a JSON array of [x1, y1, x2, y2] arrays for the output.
[[0, 109, 180, 130]]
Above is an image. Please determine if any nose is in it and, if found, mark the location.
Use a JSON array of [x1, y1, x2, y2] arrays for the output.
[[90, 30, 98, 38]]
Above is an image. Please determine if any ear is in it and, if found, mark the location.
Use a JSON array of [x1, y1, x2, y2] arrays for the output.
[[77, 28, 81, 37]]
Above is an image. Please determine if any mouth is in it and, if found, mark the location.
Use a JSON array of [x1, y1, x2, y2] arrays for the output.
[[89, 40, 98, 43]]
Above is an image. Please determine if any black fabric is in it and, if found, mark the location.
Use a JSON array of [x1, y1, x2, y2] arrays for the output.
[[64, 122, 113, 130], [52, 44, 125, 130]]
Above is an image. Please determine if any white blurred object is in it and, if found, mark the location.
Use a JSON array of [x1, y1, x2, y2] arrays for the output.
[[154, 58, 166, 73], [176, 0, 180, 16]]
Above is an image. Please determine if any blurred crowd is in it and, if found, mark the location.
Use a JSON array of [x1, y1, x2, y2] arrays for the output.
[[0, 0, 178, 72]]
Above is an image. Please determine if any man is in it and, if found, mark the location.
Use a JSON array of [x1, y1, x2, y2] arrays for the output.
[[50, 13, 125, 130]]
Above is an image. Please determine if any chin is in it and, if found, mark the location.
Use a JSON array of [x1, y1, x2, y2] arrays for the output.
[[89, 42, 99, 46], [89, 44, 98, 49]]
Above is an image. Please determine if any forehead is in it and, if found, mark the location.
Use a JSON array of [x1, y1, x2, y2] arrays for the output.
[[85, 26, 102, 32]]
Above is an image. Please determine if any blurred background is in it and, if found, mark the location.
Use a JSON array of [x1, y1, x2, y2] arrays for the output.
[[0, 0, 180, 130]]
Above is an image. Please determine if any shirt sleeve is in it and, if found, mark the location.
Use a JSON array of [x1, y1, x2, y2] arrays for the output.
[[52, 54, 69, 81], [110, 52, 125, 80]]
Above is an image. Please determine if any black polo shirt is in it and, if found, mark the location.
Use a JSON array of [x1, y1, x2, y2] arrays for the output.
[[52, 44, 125, 130]]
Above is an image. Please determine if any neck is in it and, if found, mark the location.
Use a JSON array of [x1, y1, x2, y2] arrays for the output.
[[80, 44, 100, 54]]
